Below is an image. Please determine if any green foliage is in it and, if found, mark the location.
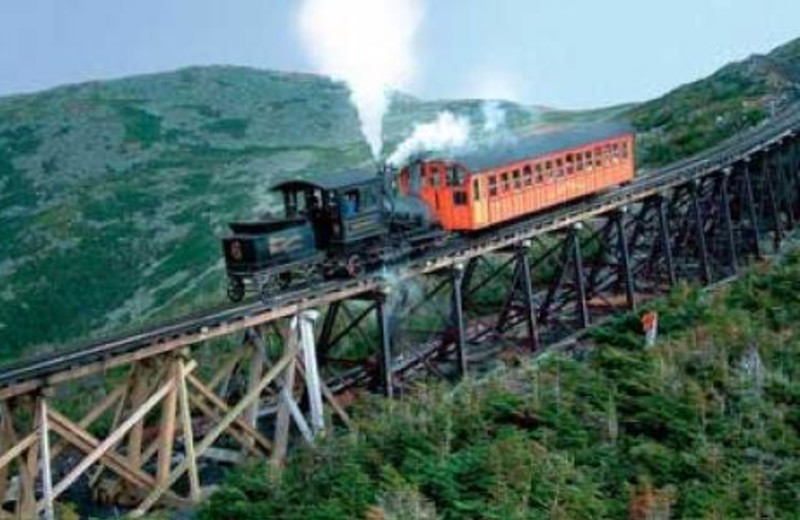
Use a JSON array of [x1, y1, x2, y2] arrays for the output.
[[202, 117, 250, 138], [113, 100, 163, 148], [202, 255, 800, 519], [627, 37, 800, 167]]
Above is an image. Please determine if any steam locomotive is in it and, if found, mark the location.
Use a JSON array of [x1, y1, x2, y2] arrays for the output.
[[222, 123, 634, 302]]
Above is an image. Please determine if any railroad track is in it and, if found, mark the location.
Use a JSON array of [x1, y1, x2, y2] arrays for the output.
[[2, 104, 799, 393]]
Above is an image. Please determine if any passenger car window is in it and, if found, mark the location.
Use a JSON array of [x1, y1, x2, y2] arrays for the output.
[[488, 175, 498, 197], [447, 166, 465, 187], [473, 178, 481, 201], [523, 166, 533, 186], [429, 166, 440, 187], [566, 154, 575, 175]]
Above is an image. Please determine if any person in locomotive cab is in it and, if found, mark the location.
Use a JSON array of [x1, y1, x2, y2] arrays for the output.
[[343, 192, 358, 217]]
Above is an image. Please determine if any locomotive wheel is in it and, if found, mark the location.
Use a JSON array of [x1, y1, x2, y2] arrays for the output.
[[259, 273, 292, 302], [345, 255, 364, 278], [259, 278, 278, 303], [278, 272, 293, 289], [227, 277, 245, 302]]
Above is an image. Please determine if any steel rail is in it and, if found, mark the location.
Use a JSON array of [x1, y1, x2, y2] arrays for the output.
[[2, 104, 799, 393]]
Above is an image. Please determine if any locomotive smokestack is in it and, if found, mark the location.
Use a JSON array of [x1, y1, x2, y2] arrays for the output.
[[380, 162, 396, 215]]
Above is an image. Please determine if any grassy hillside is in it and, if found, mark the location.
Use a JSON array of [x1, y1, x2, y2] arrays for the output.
[[629, 37, 800, 167], [3, 34, 800, 362], [0, 67, 361, 360], [199, 253, 800, 519], [1, 67, 598, 362]]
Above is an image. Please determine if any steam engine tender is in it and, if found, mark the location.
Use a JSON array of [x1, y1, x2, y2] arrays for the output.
[[222, 123, 634, 302]]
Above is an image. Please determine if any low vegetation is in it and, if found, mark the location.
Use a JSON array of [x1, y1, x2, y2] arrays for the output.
[[6, 36, 799, 360], [629, 37, 800, 167], [200, 253, 800, 519]]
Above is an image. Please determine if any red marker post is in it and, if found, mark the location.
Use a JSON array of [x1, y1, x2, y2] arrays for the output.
[[641, 311, 658, 349]]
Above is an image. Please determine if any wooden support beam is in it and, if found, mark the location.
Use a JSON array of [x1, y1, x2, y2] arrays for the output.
[[571, 227, 590, 328], [614, 211, 636, 310], [296, 363, 352, 429], [720, 172, 739, 272], [451, 265, 468, 377], [764, 158, 784, 252], [690, 181, 712, 283], [0, 432, 36, 473], [336, 303, 376, 351], [44, 411, 188, 509], [127, 364, 151, 470], [0, 282, 376, 401], [131, 342, 299, 517], [0, 407, 8, 509], [244, 330, 266, 432], [47, 361, 193, 503], [375, 296, 394, 398], [0, 401, 36, 519], [176, 359, 200, 502], [49, 382, 128, 461], [653, 196, 676, 287], [157, 362, 179, 486], [187, 392, 263, 457], [39, 400, 55, 520], [283, 393, 314, 444], [186, 374, 273, 453], [298, 312, 324, 434], [22, 399, 40, 518], [517, 242, 541, 351], [207, 351, 245, 393], [89, 365, 136, 488], [270, 337, 297, 474], [47, 410, 151, 490]]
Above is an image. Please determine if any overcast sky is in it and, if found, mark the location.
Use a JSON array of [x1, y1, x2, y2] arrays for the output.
[[1, 0, 798, 109]]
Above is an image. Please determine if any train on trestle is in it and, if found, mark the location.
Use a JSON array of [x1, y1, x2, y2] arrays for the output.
[[221, 122, 635, 302]]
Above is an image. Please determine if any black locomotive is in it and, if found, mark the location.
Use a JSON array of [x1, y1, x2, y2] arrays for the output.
[[221, 168, 439, 302]]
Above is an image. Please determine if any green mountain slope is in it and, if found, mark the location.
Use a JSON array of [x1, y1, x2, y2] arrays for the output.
[[200, 254, 800, 519], [0, 66, 572, 361], [630, 37, 800, 166], [3, 34, 799, 362]]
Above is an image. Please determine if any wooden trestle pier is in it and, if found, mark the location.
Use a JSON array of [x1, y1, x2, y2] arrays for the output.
[[2, 105, 800, 517]]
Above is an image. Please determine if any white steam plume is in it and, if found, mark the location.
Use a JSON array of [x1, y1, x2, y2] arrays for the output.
[[297, 0, 423, 159], [387, 111, 471, 167], [482, 101, 507, 133]]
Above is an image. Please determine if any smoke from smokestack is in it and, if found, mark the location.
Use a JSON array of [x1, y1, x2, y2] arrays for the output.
[[297, 0, 424, 159], [387, 111, 471, 167], [482, 101, 507, 133]]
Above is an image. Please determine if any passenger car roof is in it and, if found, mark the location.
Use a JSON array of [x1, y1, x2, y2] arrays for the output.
[[271, 169, 380, 192], [427, 122, 633, 172]]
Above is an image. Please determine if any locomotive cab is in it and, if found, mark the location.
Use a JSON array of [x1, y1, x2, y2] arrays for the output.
[[272, 170, 386, 252], [222, 170, 389, 302]]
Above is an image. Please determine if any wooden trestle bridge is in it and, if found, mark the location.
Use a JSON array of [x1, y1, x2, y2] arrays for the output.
[[3, 105, 800, 518]]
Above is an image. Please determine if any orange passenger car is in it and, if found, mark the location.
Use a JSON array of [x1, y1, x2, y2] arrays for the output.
[[398, 123, 635, 232]]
